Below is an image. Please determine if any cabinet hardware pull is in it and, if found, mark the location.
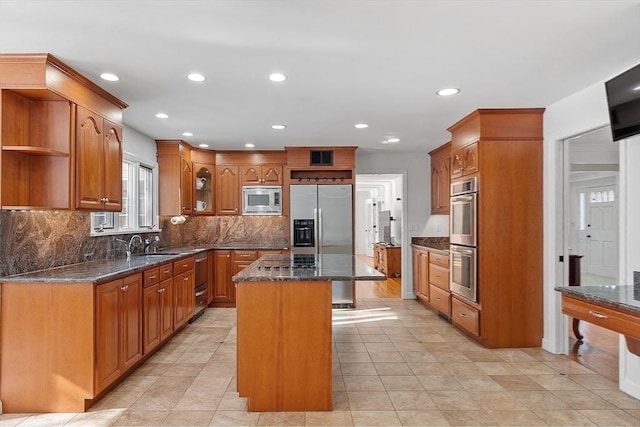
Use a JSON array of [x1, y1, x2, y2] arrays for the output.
[[148, 275, 156, 280], [459, 312, 466, 317], [183, 264, 188, 268], [436, 297, 441, 301], [121, 285, 128, 291], [184, 277, 188, 282], [195, 290, 206, 297], [163, 270, 171, 274], [589, 310, 608, 319], [158, 289, 164, 293], [436, 275, 441, 279]]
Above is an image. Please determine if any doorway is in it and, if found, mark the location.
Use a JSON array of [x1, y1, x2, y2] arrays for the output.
[[564, 125, 620, 379], [355, 173, 404, 299]]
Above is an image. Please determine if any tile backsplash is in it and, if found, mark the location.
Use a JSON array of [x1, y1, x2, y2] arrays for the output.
[[0, 211, 288, 277]]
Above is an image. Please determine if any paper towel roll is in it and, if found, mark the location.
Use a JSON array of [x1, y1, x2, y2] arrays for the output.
[[170, 215, 186, 225]]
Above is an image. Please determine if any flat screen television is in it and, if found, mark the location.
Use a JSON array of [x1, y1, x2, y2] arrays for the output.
[[605, 62, 640, 142]]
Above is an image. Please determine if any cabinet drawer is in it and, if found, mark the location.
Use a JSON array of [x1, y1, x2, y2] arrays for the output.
[[143, 267, 160, 287], [452, 296, 480, 336], [173, 257, 194, 275], [159, 263, 173, 281], [429, 284, 451, 316], [258, 250, 283, 258], [429, 251, 449, 268], [429, 264, 449, 290], [561, 295, 640, 340], [233, 250, 258, 261]]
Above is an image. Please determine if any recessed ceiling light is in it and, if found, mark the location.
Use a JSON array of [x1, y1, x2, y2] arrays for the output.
[[633, 85, 640, 91], [198, 143, 209, 148], [381, 140, 390, 145], [155, 113, 169, 119], [187, 73, 206, 82], [354, 123, 369, 129], [182, 132, 193, 137], [436, 88, 460, 96], [245, 143, 255, 148], [271, 124, 286, 130], [387, 138, 400, 143], [268, 73, 287, 82], [100, 73, 119, 81]]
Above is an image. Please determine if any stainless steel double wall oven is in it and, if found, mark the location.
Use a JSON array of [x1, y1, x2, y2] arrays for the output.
[[450, 176, 478, 303]]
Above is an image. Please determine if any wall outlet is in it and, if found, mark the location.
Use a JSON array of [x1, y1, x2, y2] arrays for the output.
[[436, 224, 442, 232]]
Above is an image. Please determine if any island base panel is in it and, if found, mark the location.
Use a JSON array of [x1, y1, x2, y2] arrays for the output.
[[237, 280, 332, 412]]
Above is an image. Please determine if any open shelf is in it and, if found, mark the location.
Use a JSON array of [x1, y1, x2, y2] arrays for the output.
[[2, 146, 69, 156]]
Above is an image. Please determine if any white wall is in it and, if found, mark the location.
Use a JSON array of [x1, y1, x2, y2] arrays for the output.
[[543, 74, 640, 399], [123, 125, 157, 165]]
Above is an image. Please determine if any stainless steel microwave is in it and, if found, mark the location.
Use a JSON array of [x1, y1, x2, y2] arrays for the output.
[[242, 185, 282, 215]]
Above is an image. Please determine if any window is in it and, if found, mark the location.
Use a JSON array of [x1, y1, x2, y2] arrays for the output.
[[588, 189, 616, 205], [91, 155, 158, 235]]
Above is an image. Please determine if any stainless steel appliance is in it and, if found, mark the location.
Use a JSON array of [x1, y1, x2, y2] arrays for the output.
[[190, 252, 208, 322], [449, 176, 478, 303], [450, 245, 477, 302], [242, 185, 282, 215], [450, 177, 477, 246], [290, 184, 354, 307]]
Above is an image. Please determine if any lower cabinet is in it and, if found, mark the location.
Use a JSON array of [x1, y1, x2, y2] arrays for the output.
[[429, 284, 451, 317], [95, 273, 143, 394], [411, 246, 429, 303], [451, 296, 480, 336], [174, 257, 195, 329], [143, 266, 174, 355]]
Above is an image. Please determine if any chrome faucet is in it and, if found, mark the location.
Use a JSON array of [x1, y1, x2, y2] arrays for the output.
[[127, 234, 143, 258], [144, 236, 161, 253]]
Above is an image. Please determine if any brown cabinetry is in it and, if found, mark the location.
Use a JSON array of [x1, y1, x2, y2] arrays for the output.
[[372, 244, 401, 278], [0, 54, 127, 211], [142, 263, 174, 355], [241, 164, 283, 185], [95, 273, 143, 394], [411, 246, 430, 303], [429, 142, 450, 214], [173, 257, 194, 329], [76, 106, 123, 211], [216, 165, 240, 215], [194, 163, 214, 214], [447, 108, 544, 348]]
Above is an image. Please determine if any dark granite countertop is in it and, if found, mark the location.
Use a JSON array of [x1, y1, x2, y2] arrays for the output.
[[411, 237, 450, 252], [1, 244, 290, 284], [232, 254, 386, 282], [555, 285, 640, 315]]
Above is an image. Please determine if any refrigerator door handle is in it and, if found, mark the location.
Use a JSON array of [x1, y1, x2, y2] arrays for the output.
[[318, 208, 323, 255], [314, 208, 319, 254]]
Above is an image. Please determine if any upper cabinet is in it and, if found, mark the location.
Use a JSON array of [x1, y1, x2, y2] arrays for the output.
[[0, 54, 127, 211], [76, 106, 123, 211], [215, 165, 240, 215], [240, 164, 282, 185], [428, 142, 450, 215], [156, 140, 215, 216]]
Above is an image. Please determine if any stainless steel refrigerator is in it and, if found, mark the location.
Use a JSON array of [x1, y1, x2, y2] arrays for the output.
[[290, 184, 354, 306]]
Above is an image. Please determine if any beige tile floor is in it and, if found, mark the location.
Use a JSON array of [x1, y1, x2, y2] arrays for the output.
[[1, 298, 639, 426]]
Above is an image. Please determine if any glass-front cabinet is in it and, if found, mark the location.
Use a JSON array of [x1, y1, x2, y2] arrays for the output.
[[194, 163, 214, 214]]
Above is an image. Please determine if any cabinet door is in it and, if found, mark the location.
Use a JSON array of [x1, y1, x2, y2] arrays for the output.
[[437, 157, 450, 214], [451, 150, 463, 179], [212, 250, 232, 303], [181, 158, 193, 215], [419, 252, 429, 300], [174, 270, 194, 328], [121, 273, 143, 370], [462, 143, 478, 176], [76, 106, 104, 210], [102, 121, 123, 211], [240, 166, 261, 185], [160, 278, 174, 341], [262, 165, 282, 184], [194, 163, 214, 214], [143, 283, 161, 354], [412, 249, 420, 295], [95, 278, 122, 393], [216, 165, 239, 215]]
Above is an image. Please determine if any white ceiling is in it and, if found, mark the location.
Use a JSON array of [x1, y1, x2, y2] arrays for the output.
[[1, 0, 639, 154]]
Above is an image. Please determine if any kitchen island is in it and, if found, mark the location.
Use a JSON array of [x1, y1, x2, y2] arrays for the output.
[[232, 254, 385, 412]]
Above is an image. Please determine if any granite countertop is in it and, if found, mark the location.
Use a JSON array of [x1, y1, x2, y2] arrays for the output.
[[1, 244, 290, 284], [232, 254, 386, 282], [555, 285, 640, 315], [411, 237, 450, 252]]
